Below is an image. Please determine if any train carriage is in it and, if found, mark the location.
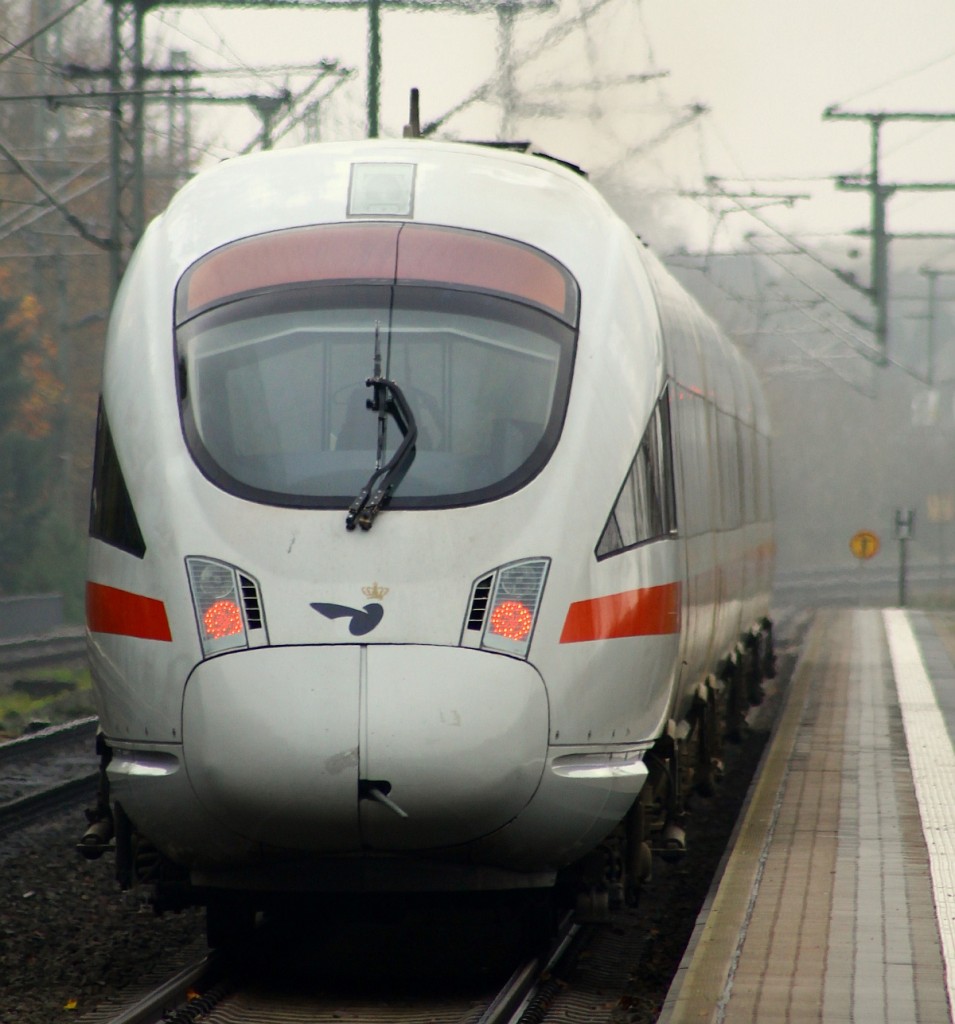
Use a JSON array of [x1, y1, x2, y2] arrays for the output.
[[83, 137, 774, 933]]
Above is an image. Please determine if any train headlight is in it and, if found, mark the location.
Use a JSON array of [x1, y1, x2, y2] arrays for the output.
[[466, 557, 550, 659], [186, 557, 267, 658]]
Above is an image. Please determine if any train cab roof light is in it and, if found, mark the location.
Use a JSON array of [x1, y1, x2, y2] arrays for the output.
[[186, 557, 268, 658], [348, 161, 416, 217], [479, 557, 550, 659]]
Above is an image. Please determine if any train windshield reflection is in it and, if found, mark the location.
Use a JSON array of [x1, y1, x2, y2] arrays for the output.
[[176, 284, 575, 508]]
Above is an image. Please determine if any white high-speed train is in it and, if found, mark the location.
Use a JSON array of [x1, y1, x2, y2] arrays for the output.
[[83, 137, 773, 939]]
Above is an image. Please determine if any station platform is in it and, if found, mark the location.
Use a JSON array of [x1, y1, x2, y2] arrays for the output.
[[659, 608, 955, 1024]]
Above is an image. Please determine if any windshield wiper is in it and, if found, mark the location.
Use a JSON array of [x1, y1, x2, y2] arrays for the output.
[[346, 325, 418, 531]]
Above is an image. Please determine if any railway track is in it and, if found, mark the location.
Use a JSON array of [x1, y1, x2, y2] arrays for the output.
[[0, 717, 99, 835], [0, 628, 97, 833], [87, 913, 585, 1024], [0, 628, 87, 671], [72, 952, 222, 1024]]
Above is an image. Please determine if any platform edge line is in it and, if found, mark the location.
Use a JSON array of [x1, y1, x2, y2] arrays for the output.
[[884, 608, 955, 1024]]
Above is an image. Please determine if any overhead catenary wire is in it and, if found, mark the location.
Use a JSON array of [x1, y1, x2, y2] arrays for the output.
[[616, 4, 880, 388], [155, 7, 274, 92], [421, 0, 620, 135], [4, 0, 953, 366], [0, 0, 92, 69], [236, 64, 354, 153], [834, 44, 955, 109]]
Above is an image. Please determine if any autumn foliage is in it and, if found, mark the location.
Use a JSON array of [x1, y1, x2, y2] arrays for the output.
[[3, 288, 64, 441], [0, 267, 65, 593]]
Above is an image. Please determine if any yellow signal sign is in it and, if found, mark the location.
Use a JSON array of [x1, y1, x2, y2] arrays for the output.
[[850, 530, 880, 560], [927, 495, 955, 523]]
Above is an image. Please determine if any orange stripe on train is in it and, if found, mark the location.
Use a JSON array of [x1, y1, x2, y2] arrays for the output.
[[86, 581, 173, 642], [559, 581, 681, 643]]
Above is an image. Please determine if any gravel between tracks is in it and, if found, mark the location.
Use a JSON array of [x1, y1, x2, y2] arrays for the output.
[[0, 815, 205, 1024]]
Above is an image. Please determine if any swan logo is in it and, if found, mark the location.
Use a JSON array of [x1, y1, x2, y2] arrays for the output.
[[312, 584, 388, 636]]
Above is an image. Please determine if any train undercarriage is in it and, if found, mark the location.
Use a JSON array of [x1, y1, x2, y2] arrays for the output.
[[569, 618, 776, 922]]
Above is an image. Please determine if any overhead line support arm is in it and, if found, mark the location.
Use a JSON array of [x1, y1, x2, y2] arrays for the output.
[[824, 106, 955, 364]]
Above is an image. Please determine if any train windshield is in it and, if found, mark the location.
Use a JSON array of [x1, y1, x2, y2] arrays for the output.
[[174, 224, 578, 510]]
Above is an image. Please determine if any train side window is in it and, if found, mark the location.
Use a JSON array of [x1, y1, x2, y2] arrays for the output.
[[739, 422, 757, 525], [757, 433, 772, 521], [668, 384, 713, 538], [89, 399, 146, 558], [596, 389, 677, 560], [716, 410, 741, 531]]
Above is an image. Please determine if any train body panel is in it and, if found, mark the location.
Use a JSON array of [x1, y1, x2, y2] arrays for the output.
[[181, 644, 549, 852], [86, 138, 773, 902]]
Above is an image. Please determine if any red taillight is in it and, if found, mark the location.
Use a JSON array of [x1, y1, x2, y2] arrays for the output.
[[186, 557, 266, 658], [489, 599, 534, 642], [203, 599, 243, 640], [473, 558, 550, 659]]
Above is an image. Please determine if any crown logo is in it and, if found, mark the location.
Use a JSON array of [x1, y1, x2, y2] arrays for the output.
[[362, 582, 389, 600]]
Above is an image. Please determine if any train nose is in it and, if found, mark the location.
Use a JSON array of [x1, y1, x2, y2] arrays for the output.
[[181, 645, 549, 853]]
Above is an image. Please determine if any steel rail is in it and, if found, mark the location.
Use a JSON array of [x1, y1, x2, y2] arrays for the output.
[[0, 630, 87, 670], [478, 914, 583, 1024], [0, 716, 98, 763], [0, 717, 101, 836], [101, 953, 226, 1024], [0, 772, 99, 836], [93, 911, 585, 1024]]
